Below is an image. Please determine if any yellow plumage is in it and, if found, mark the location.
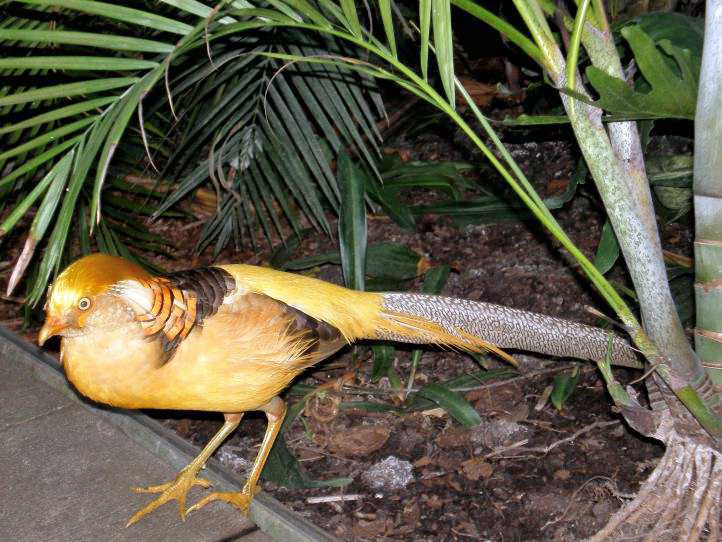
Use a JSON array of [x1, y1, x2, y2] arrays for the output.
[[39, 253, 519, 527], [40, 253, 638, 526], [220, 263, 513, 362]]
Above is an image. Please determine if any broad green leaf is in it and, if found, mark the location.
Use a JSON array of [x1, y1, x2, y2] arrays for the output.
[[593, 219, 620, 275], [630, 12, 703, 57], [0, 56, 158, 71], [406, 368, 517, 411], [412, 197, 529, 223], [0, 96, 116, 135], [367, 183, 415, 229], [420, 0, 431, 81], [0, 116, 97, 161], [18, 0, 193, 35], [550, 368, 580, 411], [586, 25, 699, 119], [0, 29, 174, 53], [337, 151, 367, 291], [0, 152, 72, 235], [371, 344, 395, 382], [0, 77, 139, 107], [422, 265, 451, 294], [365, 243, 426, 281], [30, 151, 74, 240], [416, 382, 481, 427], [280, 243, 424, 282], [648, 154, 693, 218], [0, 136, 82, 188], [379, 0, 397, 58], [270, 235, 302, 269], [263, 432, 351, 488], [340, 0, 361, 37], [90, 70, 161, 228], [432, 0, 454, 109]]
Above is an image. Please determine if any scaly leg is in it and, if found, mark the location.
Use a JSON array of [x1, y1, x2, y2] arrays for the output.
[[187, 396, 287, 515], [126, 413, 242, 527]]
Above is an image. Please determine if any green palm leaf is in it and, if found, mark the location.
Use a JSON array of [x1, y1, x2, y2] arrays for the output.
[[1, 0, 384, 302]]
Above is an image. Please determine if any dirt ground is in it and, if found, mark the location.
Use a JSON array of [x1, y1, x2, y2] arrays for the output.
[[1, 73, 695, 542]]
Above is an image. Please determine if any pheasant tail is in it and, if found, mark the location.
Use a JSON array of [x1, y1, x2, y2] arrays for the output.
[[373, 293, 639, 368]]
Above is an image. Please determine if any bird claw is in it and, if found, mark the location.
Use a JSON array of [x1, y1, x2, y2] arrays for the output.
[[186, 486, 257, 516], [125, 467, 212, 527]]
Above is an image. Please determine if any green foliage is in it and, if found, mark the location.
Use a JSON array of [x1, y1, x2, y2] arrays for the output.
[[647, 154, 693, 219], [624, 12, 703, 58], [587, 25, 699, 119], [593, 220, 620, 275], [417, 382, 481, 427], [0, 1, 383, 299], [371, 344, 396, 382], [502, 12, 702, 125], [337, 151, 367, 291], [550, 368, 580, 411], [367, 156, 470, 229]]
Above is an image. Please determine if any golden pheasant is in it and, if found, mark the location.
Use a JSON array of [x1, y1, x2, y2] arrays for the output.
[[38, 253, 638, 527]]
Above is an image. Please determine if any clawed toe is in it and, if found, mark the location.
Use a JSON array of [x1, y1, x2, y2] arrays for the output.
[[125, 469, 212, 527], [187, 489, 255, 516]]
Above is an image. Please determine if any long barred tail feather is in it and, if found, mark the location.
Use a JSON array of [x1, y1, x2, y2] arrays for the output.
[[376, 293, 641, 368]]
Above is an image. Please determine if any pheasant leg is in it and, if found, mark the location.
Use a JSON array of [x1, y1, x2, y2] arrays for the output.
[[126, 415, 242, 527], [187, 397, 287, 515]]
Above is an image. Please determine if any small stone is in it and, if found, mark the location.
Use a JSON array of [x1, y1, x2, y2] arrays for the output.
[[216, 447, 251, 476], [361, 456, 415, 491], [470, 418, 531, 448]]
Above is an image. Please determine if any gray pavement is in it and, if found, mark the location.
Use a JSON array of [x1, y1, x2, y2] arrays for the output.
[[0, 333, 272, 542]]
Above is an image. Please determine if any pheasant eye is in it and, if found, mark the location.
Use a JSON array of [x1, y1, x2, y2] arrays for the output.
[[78, 297, 91, 310]]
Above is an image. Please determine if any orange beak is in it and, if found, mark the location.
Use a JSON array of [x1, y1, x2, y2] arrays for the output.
[[38, 317, 69, 346]]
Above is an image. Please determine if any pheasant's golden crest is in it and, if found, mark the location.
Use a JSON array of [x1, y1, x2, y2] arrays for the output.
[[46, 253, 150, 317]]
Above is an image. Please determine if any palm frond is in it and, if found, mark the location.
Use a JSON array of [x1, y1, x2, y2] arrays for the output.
[[0, 0, 384, 302]]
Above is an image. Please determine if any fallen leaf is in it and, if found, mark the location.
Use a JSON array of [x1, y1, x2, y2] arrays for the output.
[[502, 402, 529, 423], [554, 469, 571, 481], [351, 519, 387, 539], [423, 494, 444, 509], [436, 427, 472, 448], [461, 457, 494, 481], [402, 500, 421, 528], [447, 477, 462, 492], [413, 456, 433, 468], [469, 382, 523, 414], [453, 521, 480, 537], [330, 425, 390, 457], [435, 452, 461, 471], [547, 177, 570, 194], [457, 77, 498, 107]]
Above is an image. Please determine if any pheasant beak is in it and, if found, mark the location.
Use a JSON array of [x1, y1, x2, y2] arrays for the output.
[[38, 318, 70, 346]]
